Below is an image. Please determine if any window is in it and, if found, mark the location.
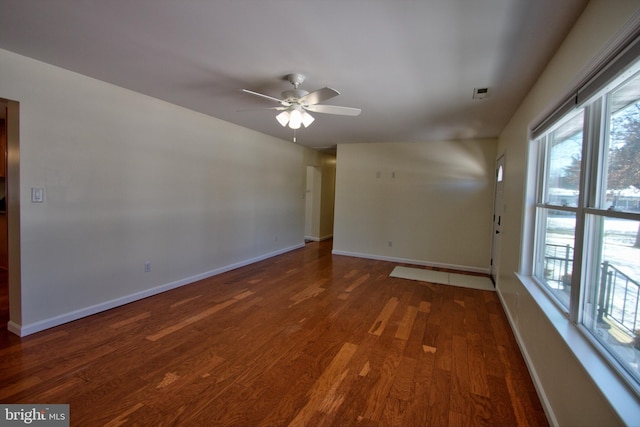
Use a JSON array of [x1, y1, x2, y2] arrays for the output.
[[534, 111, 584, 308], [531, 61, 640, 392]]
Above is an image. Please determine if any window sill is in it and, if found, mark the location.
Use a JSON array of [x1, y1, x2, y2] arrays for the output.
[[514, 273, 640, 426]]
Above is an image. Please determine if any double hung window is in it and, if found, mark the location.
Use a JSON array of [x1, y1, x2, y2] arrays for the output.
[[531, 59, 640, 391]]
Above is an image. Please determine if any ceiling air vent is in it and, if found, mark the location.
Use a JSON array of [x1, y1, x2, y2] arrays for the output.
[[472, 87, 489, 100]]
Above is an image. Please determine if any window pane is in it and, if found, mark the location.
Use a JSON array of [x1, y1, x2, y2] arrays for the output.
[[582, 216, 640, 382], [544, 111, 584, 207], [605, 73, 640, 213], [536, 208, 576, 308]]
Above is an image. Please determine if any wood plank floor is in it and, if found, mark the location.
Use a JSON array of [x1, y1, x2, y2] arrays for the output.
[[0, 241, 548, 426]]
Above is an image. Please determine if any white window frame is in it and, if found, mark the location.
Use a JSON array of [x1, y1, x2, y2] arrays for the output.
[[522, 27, 640, 423], [531, 63, 640, 391], [531, 108, 586, 315]]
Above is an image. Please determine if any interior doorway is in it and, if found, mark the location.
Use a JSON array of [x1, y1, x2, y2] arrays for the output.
[[0, 102, 6, 329], [304, 165, 321, 241], [0, 97, 20, 336], [490, 154, 505, 284]]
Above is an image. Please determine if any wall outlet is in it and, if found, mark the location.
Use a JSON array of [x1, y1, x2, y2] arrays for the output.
[[144, 262, 151, 273], [388, 241, 393, 247]]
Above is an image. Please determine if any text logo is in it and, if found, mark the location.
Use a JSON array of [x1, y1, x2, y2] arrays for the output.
[[1, 405, 69, 426]]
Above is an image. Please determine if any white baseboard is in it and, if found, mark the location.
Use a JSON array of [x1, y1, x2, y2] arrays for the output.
[[331, 249, 490, 275], [495, 283, 559, 427], [304, 234, 333, 242], [7, 321, 21, 336], [10, 243, 305, 337]]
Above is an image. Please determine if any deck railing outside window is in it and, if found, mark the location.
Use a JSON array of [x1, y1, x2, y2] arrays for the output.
[[544, 244, 640, 339], [544, 243, 574, 289], [598, 261, 640, 335]]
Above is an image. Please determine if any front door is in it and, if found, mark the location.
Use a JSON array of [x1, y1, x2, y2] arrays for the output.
[[490, 155, 505, 284]]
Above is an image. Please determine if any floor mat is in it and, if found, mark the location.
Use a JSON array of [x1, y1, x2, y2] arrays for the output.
[[390, 266, 494, 291]]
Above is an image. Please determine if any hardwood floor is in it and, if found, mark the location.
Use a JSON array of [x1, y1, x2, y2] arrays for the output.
[[0, 241, 548, 426]]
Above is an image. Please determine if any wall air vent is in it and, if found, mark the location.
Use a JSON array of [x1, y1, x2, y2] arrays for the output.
[[472, 87, 489, 100]]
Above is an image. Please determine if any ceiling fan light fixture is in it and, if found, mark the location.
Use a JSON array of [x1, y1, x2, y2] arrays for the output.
[[276, 110, 290, 127], [288, 108, 303, 129], [301, 111, 315, 128]]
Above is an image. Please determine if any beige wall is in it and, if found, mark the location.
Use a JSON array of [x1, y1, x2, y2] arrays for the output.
[[496, 1, 640, 425], [333, 139, 497, 272], [0, 48, 306, 334]]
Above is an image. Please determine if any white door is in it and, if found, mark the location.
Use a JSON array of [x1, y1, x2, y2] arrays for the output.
[[490, 155, 505, 284]]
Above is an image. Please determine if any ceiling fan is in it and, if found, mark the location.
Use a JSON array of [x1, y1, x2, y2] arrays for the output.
[[242, 73, 361, 130]]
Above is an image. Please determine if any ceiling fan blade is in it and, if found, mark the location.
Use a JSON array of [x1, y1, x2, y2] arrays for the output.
[[299, 87, 340, 105], [237, 106, 287, 112], [242, 89, 289, 105], [305, 104, 361, 116]]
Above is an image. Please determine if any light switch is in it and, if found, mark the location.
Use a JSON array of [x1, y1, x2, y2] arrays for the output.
[[31, 187, 44, 203]]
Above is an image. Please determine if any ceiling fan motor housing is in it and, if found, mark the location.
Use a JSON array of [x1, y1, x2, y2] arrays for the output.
[[282, 89, 309, 103], [286, 73, 305, 87]]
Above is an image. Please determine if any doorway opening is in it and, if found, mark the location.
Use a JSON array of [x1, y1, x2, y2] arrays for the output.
[[303, 152, 337, 244], [0, 104, 6, 330], [0, 98, 21, 337], [304, 165, 321, 242]]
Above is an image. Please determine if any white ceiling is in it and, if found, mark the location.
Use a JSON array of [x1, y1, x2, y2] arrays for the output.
[[0, 0, 588, 150]]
